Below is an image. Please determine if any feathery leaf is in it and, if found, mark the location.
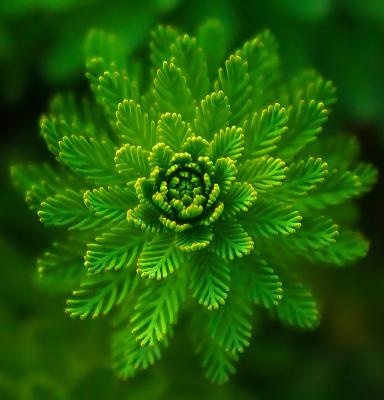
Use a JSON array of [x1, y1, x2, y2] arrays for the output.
[[237, 156, 287, 193], [297, 169, 361, 210], [194, 91, 230, 140], [243, 103, 287, 158], [273, 157, 328, 199], [153, 61, 195, 121], [238, 199, 302, 238], [199, 338, 238, 384], [138, 234, 185, 280], [66, 271, 135, 319], [208, 291, 253, 354], [209, 126, 244, 161], [289, 69, 337, 109], [85, 225, 146, 273], [84, 186, 137, 226], [236, 30, 280, 107], [189, 251, 231, 310], [131, 273, 187, 346], [37, 239, 86, 291], [221, 182, 257, 217], [157, 112, 192, 151], [59, 135, 122, 185], [210, 222, 254, 260], [237, 257, 283, 309], [112, 329, 167, 379], [279, 216, 338, 251], [170, 34, 210, 100], [150, 25, 178, 71], [216, 55, 252, 124], [175, 225, 213, 252], [278, 100, 328, 160], [275, 276, 319, 329], [38, 188, 99, 230], [114, 143, 151, 181], [115, 100, 157, 148], [303, 230, 369, 266]]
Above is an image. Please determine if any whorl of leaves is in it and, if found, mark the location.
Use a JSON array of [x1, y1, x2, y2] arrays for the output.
[[12, 22, 376, 384]]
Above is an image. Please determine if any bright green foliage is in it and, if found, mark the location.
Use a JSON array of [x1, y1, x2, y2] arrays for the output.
[[189, 252, 231, 310], [13, 24, 377, 384], [66, 271, 136, 319], [273, 275, 319, 329]]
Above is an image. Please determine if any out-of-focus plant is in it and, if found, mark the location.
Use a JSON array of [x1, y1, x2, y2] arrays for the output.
[[0, 0, 179, 103], [2, 0, 384, 139], [174, 0, 384, 136], [12, 21, 377, 384]]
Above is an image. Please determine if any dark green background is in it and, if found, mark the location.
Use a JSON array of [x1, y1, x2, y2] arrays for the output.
[[1, 0, 383, 398]]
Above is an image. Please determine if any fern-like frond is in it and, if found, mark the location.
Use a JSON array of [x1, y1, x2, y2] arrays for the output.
[[85, 225, 146, 273], [189, 251, 231, 310], [115, 100, 156, 148], [59, 135, 122, 185], [86, 60, 137, 122], [353, 163, 378, 194], [11, 163, 64, 211], [38, 188, 99, 230], [182, 135, 209, 159], [279, 215, 338, 251], [214, 157, 237, 194], [131, 273, 187, 346], [236, 30, 280, 107], [84, 186, 137, 226], [66, 271, 135, 319], [237, 257, 283, 309], [238, 199, 302, 238], [114, 143, 151, 182], [209, 126, 244, 161], [273, 157, 328, 199], [150, 25, 178, 72], [40, 116, 72, 158], [194, 91, 230, 140], [243, 103, 287, 158], [137, 234, 185, 280], [274, 276, 319, 329], [153, 61, 195, 121], [37, 239, 86, 291], [221, 182, 257, 217], [149, 142, 174, 170], [208, 290, 253, 354], [289, 69, 337, 109], [237, 156, 287, 193], [296, 170, 361, 210], [216, 55, 252, 124], [175, 225, 213, 252], [48, 93, 102, 137], [278, 100, 328, 160], [157, 112, 192, 151], [112, 328, 167, 379], [170, 34, 210, 100], [199, 337, 238, 384], [210, 222, 254, 260], [127, 204, 163, 233], [303, 230, 369, 266]]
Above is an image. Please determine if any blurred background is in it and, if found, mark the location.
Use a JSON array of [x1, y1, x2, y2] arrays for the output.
[[1, 0, 383, 398]]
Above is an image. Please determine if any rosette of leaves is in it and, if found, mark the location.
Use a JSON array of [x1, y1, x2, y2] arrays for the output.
[[12, 24, 377, 383]]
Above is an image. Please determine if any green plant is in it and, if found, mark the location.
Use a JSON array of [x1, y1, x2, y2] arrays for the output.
[[12, 24, 377, 384]]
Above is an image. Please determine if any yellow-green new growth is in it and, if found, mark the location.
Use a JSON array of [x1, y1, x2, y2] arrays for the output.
[[11, 22, 377, 384]]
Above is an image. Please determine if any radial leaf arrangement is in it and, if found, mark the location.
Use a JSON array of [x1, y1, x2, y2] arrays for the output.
[[12, 24, 377, 383]]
